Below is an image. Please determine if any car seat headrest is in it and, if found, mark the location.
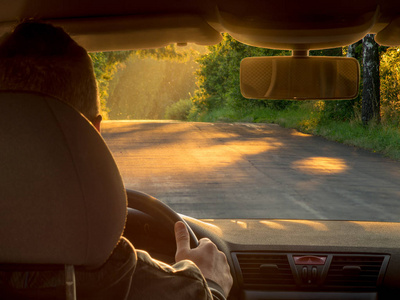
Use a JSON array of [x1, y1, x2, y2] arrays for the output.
[[0, 92, 127, 267]]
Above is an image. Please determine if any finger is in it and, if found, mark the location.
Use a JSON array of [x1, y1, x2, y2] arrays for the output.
[[198, 237, 212, 244], [198, 238, 216, 249], [174, 221, 190, 252]]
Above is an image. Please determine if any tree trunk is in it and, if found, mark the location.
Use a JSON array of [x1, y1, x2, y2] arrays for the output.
[[362, 34, 380, 125], [347, 41, 361, 59]]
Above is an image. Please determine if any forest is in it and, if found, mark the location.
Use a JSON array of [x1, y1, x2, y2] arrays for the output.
[[90, 34, 400, 159]]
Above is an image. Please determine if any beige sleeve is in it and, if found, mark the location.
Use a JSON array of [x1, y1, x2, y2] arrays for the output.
[[128, 250, 214, 300]]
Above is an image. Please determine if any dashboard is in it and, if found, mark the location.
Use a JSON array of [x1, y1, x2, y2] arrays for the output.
[[124, 207, 400, 300]]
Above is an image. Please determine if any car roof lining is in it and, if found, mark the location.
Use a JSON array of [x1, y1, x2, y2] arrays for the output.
[[0, 1, 399, 51]]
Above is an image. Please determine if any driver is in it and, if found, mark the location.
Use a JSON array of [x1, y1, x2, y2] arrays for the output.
[[0, 21, 232, 299]]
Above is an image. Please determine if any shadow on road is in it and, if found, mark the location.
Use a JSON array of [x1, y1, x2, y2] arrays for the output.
[[102, 121, 400, 221]]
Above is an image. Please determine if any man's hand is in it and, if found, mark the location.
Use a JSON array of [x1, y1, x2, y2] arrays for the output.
[[174, 221, 233, 297]]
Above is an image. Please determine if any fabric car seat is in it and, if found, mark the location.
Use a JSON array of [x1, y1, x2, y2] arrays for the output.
[[0, 92, 135, 299]]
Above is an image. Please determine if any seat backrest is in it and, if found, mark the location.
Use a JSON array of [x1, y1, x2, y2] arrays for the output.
[[0, 92, 127, 268]]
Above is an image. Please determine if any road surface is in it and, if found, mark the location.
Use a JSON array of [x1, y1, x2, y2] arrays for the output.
[[102, 120, 400, 221]]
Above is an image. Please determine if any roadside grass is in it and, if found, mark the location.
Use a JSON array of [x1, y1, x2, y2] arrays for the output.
[[314, 121, 400, 160], [190, 103, 400, 161]]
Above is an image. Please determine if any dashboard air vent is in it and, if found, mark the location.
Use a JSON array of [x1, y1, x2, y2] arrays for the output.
[[324, 255, 386, 290], [234, 253, 295, 289]]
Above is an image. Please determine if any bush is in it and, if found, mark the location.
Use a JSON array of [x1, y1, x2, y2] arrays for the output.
[[165, 99, 193, 120], [191, 34, 290, 115], [380, 47, 400, 125], [320, 100, 357, 122]]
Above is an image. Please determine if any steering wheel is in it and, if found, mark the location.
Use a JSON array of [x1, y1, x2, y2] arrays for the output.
[[126, 189, 199, 250]]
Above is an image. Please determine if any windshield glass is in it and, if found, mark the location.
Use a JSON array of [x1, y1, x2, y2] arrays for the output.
[[98, 38, 400, 222]]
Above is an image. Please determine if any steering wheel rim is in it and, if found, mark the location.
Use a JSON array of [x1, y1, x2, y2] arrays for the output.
[[126, 189, 199, 249]]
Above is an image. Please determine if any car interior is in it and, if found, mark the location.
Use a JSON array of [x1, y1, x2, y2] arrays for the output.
[[1, 0, 400, 299]]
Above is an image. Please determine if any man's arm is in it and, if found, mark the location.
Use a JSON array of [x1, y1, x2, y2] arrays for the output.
[[174, 221, 233, 298]]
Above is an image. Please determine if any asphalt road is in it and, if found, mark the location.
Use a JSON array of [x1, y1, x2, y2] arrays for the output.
[[102, 120, 400, 221]]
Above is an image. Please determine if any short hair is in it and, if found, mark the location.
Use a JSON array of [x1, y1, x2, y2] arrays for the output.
[[0, 21, 99, 121]]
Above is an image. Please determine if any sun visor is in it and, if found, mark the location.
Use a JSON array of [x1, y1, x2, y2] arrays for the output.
[[240, 56, 360, 100], [375, 16, 400, 46]]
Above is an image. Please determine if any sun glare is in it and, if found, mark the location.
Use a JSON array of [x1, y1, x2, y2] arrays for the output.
[[259, 220, 286, 230], [282, 220, 329, 231], [291, 157, 349, 175]]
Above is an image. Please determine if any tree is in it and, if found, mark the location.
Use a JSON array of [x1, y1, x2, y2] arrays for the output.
[[107, 55, 199, 119], [380, 47, 400, 124], [89, 51, 133, 118], [347, 40, 362, 59], [191, 34, 290, 118], [361, 34, 380, 125], [90, 45, 197, 119]]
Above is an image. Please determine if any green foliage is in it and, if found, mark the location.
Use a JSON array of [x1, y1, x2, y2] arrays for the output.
[[193, 101, 400, 160], [89, 51, 133, 118], [380, 47, 400, 125], [135, 44, 192, 62], [91, 38, 400, 136], [165, 99, 193, 120], [90, 45, 203, 119], [320, 100, 357, 122], [191, 34, 291, 118], [189, 40, 400, 159], [190, 37, 362, 122], [314, 120, 400, 161], [309, 47, 343, 57], [312, 47, 359, 122], [87, 39, 400, 160], [107, 55, 198, 119]]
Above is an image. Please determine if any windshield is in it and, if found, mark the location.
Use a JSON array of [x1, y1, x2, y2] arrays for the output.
[[98, 38, 400, 222]]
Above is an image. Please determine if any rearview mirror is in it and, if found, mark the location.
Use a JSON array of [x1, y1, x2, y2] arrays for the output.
[[240, 56, 360, 100]]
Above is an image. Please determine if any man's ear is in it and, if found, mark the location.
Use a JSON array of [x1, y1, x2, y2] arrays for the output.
[[92, 114, 102, 132]]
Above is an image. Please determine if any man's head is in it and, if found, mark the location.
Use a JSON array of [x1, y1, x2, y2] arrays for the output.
[[0, 21, 101, 128]]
